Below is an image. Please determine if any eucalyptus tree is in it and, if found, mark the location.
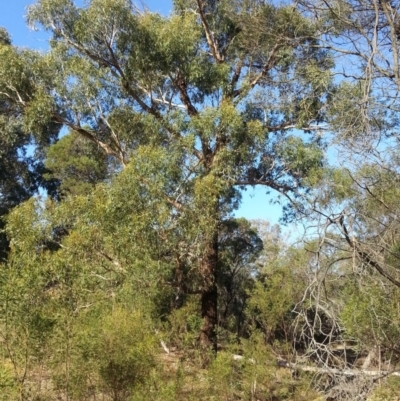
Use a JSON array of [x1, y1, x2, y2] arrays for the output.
[[0, 28, 60, 260], [295, 0, 400, 294], [0, 0, 332, 349]]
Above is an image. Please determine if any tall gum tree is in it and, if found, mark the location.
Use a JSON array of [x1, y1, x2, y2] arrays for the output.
[[0, 28, 60, 260], [1, 0, 333, 349]]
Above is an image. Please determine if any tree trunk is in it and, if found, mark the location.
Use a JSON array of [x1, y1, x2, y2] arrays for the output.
[[199, 233, 218, 352]]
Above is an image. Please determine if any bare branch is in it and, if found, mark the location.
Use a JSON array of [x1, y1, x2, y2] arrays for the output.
[[338, 214, 400, 288]]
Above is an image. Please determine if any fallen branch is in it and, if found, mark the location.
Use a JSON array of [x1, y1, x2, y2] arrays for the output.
[[289, 364, 400, 378], [231, 355, 400, 378]]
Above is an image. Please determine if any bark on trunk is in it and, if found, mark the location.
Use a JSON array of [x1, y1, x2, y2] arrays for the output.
[[199, 233, 218, 352]]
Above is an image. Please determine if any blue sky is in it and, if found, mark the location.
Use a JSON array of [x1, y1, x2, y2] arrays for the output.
[[0, 0, 286, 225], [0, 0, 174, 47]]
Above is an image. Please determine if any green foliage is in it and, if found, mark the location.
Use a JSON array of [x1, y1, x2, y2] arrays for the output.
[[247, 247, 306, 342], [277, 136, 324, 181], [0, 27, 11, 46], [369, 376, 400, 401], [0, 28, 60, 259], [217, 218, 263, 338], [45, 130, 109, 197], [326, 81, 385, 139], [164, 296, 203, 350], [73, 307, 157, 401], [0, 364, 17, 401], [4, 0, 392, 399], [341, 280, 400, 349], [204, 333, 320, 401]]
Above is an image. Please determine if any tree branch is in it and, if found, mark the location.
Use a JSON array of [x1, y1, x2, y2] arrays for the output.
[[338, 215, 400, 288], [175, 70, 198, 116], [232, 43, 281, 98], [52, 113, 124, 164], [196, 0, 224, 63]]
